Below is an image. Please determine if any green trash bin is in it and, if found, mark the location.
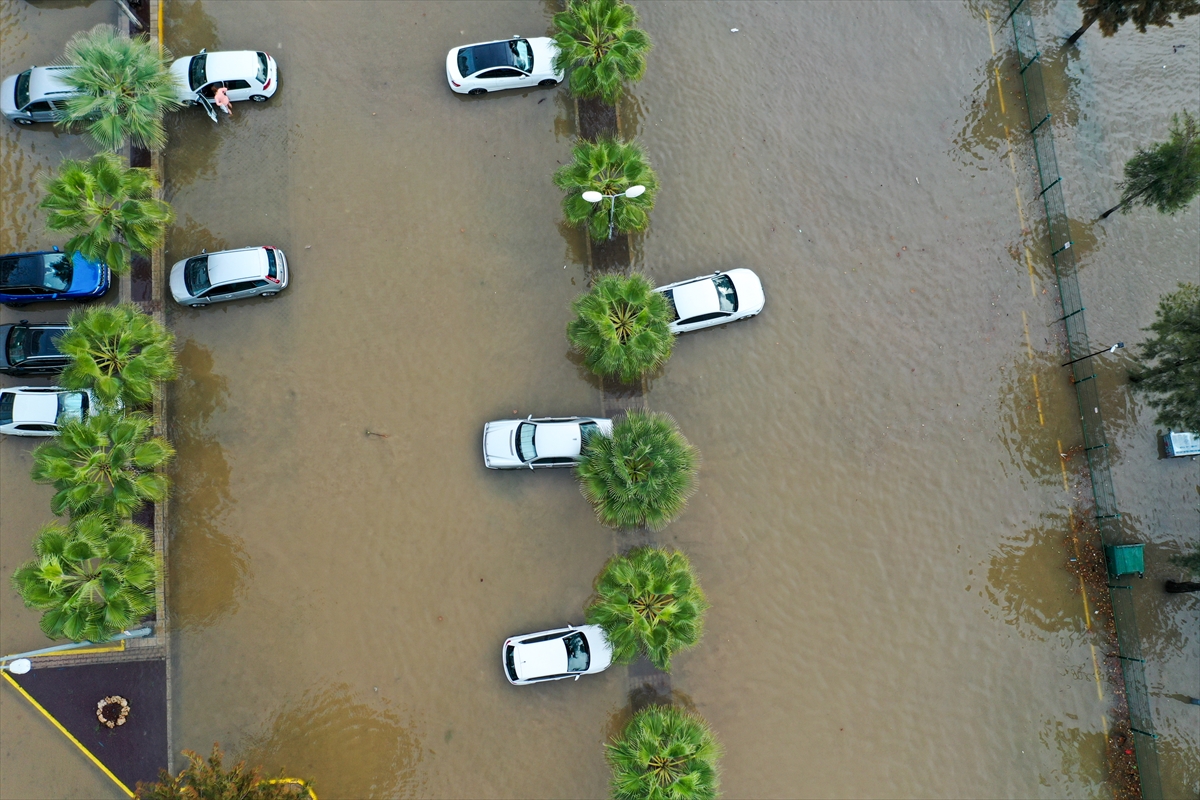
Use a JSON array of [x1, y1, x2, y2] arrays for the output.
[[1105, 544, 1145, 579]]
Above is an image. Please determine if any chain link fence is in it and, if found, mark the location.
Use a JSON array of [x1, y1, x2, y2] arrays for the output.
[[1005, 2, 1162, 797]]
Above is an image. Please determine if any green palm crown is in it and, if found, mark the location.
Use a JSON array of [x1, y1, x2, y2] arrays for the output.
[[137, 743, 312, 800], [607, 706, 721, 800], [586, 546, 708, 671], [552, 0, 652, 105], [58, 23, 182, 152], [567, 273, 674, 383], [12, 514, 157, 642], [40, 152, 174, 276], [59, 304, 178, 409], [554, 137, 659, 241], [31, 410, 174, 519], [577, 411, 697, 530]]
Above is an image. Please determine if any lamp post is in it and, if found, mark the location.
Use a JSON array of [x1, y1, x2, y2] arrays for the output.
[[1062, 341, 1124, 367], [581, 185, 646, 239]]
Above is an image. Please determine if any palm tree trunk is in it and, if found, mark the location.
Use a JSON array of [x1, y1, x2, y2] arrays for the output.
[[1165, 580, 1200, 593], [1064, 14, 1096, 47]]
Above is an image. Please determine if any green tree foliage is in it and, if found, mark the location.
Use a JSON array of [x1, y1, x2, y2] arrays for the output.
[[1129, 283, 1200, 431], [40, 152, 174, 276], [567, 274, 674, 383], [607, 706, 721, 800], [11, 514, 156, 642], [586, 547, 708, 670], [554, 137, 659, 241], [1102, 111, 1200, 218], [1066, 0, 1200, 46], [57, 24, 182, 151], [551, 0, 652, 105], [59, 304, 177, 409], [577, 412, 697, 530], [31, 411, 174, 518], [137, 743, 312, 800]]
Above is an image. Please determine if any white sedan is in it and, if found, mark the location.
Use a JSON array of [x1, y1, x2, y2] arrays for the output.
[[654, 268, 765, 334], [482, 415, 611, 469], [446, 37, 562, 95], [0, 386, 95, 436], [170, 49, 278, 109], [502, 625, 614, 685]]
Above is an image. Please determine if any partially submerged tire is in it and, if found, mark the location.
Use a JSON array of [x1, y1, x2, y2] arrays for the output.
[[468, 88, 486, 96], [250, 94, 268, 102]]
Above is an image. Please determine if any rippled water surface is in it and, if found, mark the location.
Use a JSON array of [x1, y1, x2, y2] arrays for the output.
[[1, 1, 1196, 798]]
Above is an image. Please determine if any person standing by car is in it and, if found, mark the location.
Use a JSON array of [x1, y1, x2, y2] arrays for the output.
[[213, 86, 232, 116]]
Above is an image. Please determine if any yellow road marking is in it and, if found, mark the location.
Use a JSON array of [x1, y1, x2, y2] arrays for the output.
[[1022, 312, 1044, 424], [2, 672, 134, 798], [1024, 245, 1037, 297], [1058, 438, 1070, 491], [28, 640, 125, 659], [986, 10, 996, 54]]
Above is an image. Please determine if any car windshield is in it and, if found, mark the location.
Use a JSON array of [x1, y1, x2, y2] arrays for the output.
[[579, 421, 600, 449], [57, 391, 87, 423], [188, 54, 207, 91], [516, 421, 537, 462], [713, 275, 738, 312], [42, 254, 72, 292], [15, 69, 31, 109], [256, 52, 269, 83], [184, 255, 211, 295], [0, 393, 13, 426], [661, 289, 680, 322], [565, 632, 590, 672], [509, 38, 533, 72], [6, 326, 29, 364]]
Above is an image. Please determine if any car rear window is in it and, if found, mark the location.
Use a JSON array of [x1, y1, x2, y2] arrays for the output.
[[516, 421, 537, 462], [188, 54, 207, 91], [184, 255, 211, 295], [0, 393, 13, 426], [714, 275, 738, 312], [265, 248, 277, 278], [15, 70, 31, 109], [661, 289, 680, 322], [256, 52, 269, 84], [579, 421, 600, 448], [6, 326, 28, 365]]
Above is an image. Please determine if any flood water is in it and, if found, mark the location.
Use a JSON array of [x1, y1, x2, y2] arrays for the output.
[[2, 1, 1197, 798]]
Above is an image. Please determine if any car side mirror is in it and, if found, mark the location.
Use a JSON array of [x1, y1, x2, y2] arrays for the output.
[[201, 248, 207, 254], [200, 48, 207, 53], [574, 674, 580, 681], [52, 246, 60, 252]]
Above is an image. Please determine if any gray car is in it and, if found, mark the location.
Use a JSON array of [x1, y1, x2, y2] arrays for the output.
[[1, 66, 81, 125], [0, 320, 70, 376], [169, 246, 288, 307]]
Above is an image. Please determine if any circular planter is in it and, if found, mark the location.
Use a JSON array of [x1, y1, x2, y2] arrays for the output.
[[96, 696, 130, 728]]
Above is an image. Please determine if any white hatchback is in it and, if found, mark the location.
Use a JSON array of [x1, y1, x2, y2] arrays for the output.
[[654, 268, 765, 334], [0, 386, 95, 437], [482, 415, 612, 469], [171, 49, 278, 109], [502, 625, 614, 685], [169, 246, 288, 307], [446, 37, 562, 95]]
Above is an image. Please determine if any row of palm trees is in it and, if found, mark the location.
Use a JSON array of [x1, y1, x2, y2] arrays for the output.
[[11, 306, 178, 642], [548, 4, 720, 799]]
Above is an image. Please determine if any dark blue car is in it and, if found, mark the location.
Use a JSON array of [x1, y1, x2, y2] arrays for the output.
[[0, 248, 110, 307]]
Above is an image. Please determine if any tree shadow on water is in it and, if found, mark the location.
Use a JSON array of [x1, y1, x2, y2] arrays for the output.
[[983, 513, 1083, 639], [163, 0, 219, 59]]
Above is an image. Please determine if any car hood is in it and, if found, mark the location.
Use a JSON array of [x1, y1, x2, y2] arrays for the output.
[[513, 638, 567, 681], [0, 75, 17, 115], [528, 37, 562, 78], [483, 420, 520, 466], [726, 268, 765, 314], [12, 393, 57, 425], [67, 251, 107, 294], [168, 257, 190, 300]]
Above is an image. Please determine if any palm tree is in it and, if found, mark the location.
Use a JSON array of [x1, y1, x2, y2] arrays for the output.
[[568, 274, 674, 383], [137, 743, 313, 800], [31, 411, 174, 519], [552, 0, 652, 105], [586, 546, 708, 671], [40, 152, 174, 276], [57, 23, 182, 151], [11, 514, 157, 642], [554, 137, 659, 241], [1101, 111, 1200, 218], [577, 411, 697, 530], [58, 304, 177, 409], [1065, 0, 1199, 47], [607, 706, 721, 800]]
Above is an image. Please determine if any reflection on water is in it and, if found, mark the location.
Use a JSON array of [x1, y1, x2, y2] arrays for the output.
[[243, 683, 425, 800]]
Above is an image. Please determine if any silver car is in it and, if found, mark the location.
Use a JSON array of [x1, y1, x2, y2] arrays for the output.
[[0, 386, 96, 437], [169, 246, 288, 307], [482, 415, 612, 469], [1, 66, 82, 125]]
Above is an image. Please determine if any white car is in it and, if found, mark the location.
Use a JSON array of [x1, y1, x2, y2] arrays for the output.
[[1, 65, 81, 125], [503, 624, 613, 685], [446, 37, 562, 95], [171, 49, 278, 109], [483, 415, 611, 469], [0, 386, 95, 436], [654, 268, 765, 334], [169, 246, 288, 308]]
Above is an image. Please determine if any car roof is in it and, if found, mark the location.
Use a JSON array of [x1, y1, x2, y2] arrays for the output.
[[534, 421, 585, 458], [203, 51, 260, 81], [207, 248, 265, 284], [462, 40, 519, 72], [29, 66, 79, 100], [10, 391, 59, 424], [671, 277, 719, 320], [514, 637, 567, 679]]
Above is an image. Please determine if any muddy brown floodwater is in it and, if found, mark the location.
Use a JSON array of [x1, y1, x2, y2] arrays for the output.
[[1, 0, 1196, 798]]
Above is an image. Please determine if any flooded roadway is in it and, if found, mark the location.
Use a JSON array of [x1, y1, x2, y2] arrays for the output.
[[2, 1, 1197, 798]]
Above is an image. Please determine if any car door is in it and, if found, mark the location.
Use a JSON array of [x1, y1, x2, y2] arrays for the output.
[[22, 100, 54, 123], [532, 457, 575, 469], [475, 67, 527, 91], [223, 79, 253, 102], [202, 280, 256, 303]]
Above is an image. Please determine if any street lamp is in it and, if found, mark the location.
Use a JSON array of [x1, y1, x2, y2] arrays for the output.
[[581, 184, 646, 239], [1061, 341, 1124, 367]]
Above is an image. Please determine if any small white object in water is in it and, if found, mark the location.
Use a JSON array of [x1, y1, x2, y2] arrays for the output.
[[915, 177, 920, 184], [731, 28, 739, 32]]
